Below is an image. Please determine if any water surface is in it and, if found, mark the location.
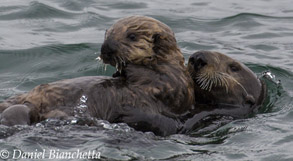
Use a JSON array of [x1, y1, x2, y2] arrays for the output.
[[0, 0, 293, 160]]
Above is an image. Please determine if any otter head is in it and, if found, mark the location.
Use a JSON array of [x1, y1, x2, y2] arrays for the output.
[[188, 51, 266, 108], [100, 16, 184, 75]]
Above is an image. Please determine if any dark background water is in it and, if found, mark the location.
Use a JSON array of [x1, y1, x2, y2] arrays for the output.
[[0, 0, 293, 160]]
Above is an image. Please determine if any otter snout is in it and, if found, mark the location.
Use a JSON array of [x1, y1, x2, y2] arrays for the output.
[[189, 51, 208, 71], [100, 39, 119, 65]]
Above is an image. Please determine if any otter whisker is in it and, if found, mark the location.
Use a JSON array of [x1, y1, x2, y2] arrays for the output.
[[213, 73, 220, 87], [115, 62, 119, 71], [202, 76, 211, 91], [214, 74, 218, 87], [197, 73, 210, 91], [121, 57, 126, 67], [210, 73, 218, 91], [198, 77, 206, 89], [198, 78, 208, 89], [125, 56, 132, 63], [220, 75, 225, 87], [202, 83, 209, 91], [116, 56, 126, 74], [196, 71, 237, 93], [118, 56, 122, 64], [118, 56, 123, 67], [216, 73, 229, 93], [113, 57, 121, 73], [222, 76, 229, 93], [201, 78, 207, 89], [212, 76, 219, 90], [189, 72, 196, 79], [206, 74, 212, 91], [222, 73, 250, 96], [217, 75, 223, 86], [197, 76, 205, 85], [196, 74, 205, 84], [103, 64, 108, 71], [206, 72, 215, 91], [208, 80, 213, 91]]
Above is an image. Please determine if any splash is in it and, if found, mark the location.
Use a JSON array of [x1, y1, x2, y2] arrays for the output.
[[98, 120, 133, 132], [74, 95, 88, 117], [260, 70, 281, 86], [95, 55, 108, 72], [95, 55, 102, 61]]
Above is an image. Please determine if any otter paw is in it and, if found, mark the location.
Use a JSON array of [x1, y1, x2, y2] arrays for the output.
[[0, 104, 31, 126]]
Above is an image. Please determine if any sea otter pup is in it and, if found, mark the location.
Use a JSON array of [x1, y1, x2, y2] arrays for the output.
[[0, 16, 194, 136], [183, 51, 266, 133]]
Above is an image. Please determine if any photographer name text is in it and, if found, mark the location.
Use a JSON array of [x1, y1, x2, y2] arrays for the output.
[[0, 149, 100, 160]]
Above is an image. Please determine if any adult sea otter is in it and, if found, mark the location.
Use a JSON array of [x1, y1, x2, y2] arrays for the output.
[[182, 51, 267, 134]]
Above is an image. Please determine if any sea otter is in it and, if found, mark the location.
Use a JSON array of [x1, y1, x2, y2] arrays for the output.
[[182, 51, 267, 133], [0, 16, 194, 136]]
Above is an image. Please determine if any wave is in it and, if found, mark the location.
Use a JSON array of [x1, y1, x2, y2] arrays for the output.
[[103, 1, 148, 10], [0, 1, 75, 20], [0, 43, 98, 54], [222, 12, 293, 20]]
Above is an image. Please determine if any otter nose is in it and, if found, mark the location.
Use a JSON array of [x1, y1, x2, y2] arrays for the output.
[[190, 52, 207, 70], [100, 39, 119, 62]]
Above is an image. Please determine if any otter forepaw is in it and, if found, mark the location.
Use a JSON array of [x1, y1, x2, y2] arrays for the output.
[[0, 104, 32, 126]]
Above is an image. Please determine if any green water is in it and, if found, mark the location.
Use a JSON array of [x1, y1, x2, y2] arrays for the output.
[[0, 0, 293, 160]]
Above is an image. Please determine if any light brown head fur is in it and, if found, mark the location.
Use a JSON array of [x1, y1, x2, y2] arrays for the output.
[[100, 16, 184, 72]]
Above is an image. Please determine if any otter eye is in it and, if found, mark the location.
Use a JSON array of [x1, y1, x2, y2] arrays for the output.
[[189, 57, 195, 65], [127, 33, 137, 41], [229, 64, 240, 72]]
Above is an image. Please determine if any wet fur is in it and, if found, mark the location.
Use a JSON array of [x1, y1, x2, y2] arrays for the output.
[[0, 63, 193, 136], [183, 51, 267, 134], [101, 16, 185, 70], [188, 51, 265, 106], [0, 16, 194, 136]]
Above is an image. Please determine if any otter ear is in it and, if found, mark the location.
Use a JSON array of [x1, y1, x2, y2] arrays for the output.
[[152, 34, 161, 44], [152, 33, 177, 55]]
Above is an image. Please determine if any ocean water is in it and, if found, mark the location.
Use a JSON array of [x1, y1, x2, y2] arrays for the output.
[[0, 0, 293, 160]]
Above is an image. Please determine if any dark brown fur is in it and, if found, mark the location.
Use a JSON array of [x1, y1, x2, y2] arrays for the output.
[[0, 16, 194, 136], [182, 51, 266, 134], [187, 51, 265, 108]]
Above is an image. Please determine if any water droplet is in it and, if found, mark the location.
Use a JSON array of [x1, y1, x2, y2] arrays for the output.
[[96, 56, 102, 61], [260, 70, 280, 86], [264, 71, 275, 79], [73, 95, 88, 117], [80, 95, 87, 103], [35, 123, 44, 127], [71, 119, 78, 124]]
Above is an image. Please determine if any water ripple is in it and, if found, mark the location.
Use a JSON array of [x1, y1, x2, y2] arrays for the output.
[[222, 12, 293, 20], [0, 0, 293, 160], [101, 1, 148, 10], [0, 1, 75, 20]]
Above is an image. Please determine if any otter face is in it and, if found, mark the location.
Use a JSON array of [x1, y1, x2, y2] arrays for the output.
[[188, 51, 264, 107], [100, 16, 184, 73]]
